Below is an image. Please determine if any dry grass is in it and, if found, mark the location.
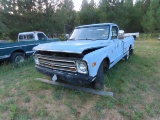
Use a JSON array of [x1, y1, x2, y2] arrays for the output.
[[0, 38, 160, 120]]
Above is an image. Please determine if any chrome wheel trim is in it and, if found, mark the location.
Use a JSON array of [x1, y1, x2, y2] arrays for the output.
[[15, 55, 25, 64]]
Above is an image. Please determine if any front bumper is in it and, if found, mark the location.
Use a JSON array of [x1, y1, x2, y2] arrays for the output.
[[36, 65, 95, 85]]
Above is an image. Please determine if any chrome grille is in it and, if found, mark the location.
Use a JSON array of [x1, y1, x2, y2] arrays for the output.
[[36, 54, 77, 72]]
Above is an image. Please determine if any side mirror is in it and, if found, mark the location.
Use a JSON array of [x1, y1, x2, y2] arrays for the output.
[[65, 34, 70, 40], [118, 30, 125, 39]]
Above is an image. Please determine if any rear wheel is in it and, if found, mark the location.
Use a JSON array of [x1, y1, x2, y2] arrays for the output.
[[124, 51, 130, 60], [94, 62, 105, 89], [129, 47, 133, 55], [124, 46, 133, 60], [10, 52, 25, 64]]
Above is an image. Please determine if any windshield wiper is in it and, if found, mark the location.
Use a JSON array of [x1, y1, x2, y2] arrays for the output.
[[77, 38, 94, 40], [94, 38, 107, 40], [86, 38, 93, 40]]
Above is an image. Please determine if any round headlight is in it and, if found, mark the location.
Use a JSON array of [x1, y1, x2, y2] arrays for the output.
[[79, 62, 87, 72], [34, 57, 40, 65]]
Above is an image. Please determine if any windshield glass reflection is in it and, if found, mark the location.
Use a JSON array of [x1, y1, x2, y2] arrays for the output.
[[70, 26, 110, 40]]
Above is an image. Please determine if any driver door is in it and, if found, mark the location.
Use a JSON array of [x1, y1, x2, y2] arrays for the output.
[[111, 26, 123, 60]]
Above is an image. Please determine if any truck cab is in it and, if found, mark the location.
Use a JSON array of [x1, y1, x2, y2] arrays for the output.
[[18, 31, 48, 41], [33, 23, 134, 89], [0, 31, 59, 64]]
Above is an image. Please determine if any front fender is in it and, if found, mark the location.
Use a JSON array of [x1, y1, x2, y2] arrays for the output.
[[83, 46, 113, 77]]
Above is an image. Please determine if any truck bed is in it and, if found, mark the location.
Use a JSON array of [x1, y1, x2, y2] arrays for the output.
[[0, 38, 59, 49], [0, 41, 36, 49]]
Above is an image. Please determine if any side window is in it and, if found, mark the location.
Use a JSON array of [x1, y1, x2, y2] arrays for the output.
[[19, 34, 34, 41], [111, 26, 118, 39], [19, 35, 23, 40], [37, 33, 46, 40], [27, 34, 34, 40]]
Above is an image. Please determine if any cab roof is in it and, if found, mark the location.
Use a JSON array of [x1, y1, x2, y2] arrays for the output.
[[18, 31, 43, 35], [75, 23, 117, 29]]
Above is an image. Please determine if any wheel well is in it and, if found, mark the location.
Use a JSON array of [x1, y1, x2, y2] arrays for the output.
[[133, 35, 136, 39], [103, 57, 110, 69], [11, 50, 25, 57], [129, 45, 132, 49]]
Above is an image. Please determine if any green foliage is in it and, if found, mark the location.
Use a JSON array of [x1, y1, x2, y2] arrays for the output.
[[79, 0, 98, 25], [141, 0, 160, 32], [0, 0, 76, 40], [0, 0, 159, 40], [24, 96, 31, 103], [55, 0, 76, 34], [98, 0, 145, 32]]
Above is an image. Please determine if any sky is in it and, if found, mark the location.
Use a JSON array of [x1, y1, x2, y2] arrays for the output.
[[72, 0, 100, 11], [72, 0, 136, 11]]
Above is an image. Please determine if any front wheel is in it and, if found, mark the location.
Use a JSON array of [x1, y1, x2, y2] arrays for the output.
[[94, 62, 105, 89], [10, 52, 25, 64]]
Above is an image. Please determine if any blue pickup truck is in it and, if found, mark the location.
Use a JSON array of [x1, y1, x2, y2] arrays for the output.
[[0, 31, 59, 64], [33, 23, 134, 89]]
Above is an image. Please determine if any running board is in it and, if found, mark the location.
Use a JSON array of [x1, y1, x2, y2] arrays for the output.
[[36, 78, 114, 97]]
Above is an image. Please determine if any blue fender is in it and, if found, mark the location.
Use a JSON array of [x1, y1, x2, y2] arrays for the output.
[[83, 46, 114, 77]]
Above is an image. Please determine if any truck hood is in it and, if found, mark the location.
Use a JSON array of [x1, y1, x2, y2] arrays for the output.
[[33, 40, 109, 54]]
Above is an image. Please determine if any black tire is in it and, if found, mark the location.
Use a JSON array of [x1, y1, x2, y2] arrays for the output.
[[124, 46, 134, 60], [129, 48, 134, 55], [124, 51, 130, 60], [10, 52, 25, 64], [94, 62, 105, 89]]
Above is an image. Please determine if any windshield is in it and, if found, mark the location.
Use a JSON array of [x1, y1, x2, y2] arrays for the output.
[[70, 25, 110, 40]]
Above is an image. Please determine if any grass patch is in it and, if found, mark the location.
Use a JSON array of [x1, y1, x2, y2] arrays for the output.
[[0, 39, 160, 119]]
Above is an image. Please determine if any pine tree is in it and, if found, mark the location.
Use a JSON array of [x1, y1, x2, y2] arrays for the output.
[[141, 0, 159, 32]]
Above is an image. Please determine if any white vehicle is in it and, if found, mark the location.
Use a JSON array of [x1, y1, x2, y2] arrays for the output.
[[18, 31, 48, 41], [33, 23, 135, 89], [0, 31, 59, 64], [124, 32, 139, 40]]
